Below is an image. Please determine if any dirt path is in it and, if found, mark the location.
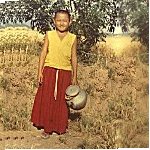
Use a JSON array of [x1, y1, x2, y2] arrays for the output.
[[0, 130, 84, 149], [0, 127, 148, 149]]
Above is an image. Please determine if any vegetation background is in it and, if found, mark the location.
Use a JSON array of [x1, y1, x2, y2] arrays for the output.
[[0, 0, 149, 149]]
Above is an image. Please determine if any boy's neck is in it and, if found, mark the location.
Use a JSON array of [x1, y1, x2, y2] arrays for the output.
[[55, 30, 69, 41], [56, 29, 69, 35]]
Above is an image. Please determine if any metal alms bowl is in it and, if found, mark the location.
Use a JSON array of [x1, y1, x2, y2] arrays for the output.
[[65, 85, 87, 110]]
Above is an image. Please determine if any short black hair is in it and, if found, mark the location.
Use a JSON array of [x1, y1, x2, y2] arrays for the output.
[[54, 9, 71, 20]]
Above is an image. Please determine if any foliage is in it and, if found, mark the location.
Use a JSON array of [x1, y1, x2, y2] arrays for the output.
[[118, 0, 149, 48], [129, 1, 149, 48]]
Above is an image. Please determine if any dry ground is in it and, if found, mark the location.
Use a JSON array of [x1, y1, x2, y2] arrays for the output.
[[0, 128, 85, 149]]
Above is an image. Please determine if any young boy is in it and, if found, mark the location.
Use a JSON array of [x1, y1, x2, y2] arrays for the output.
[[31, 9, 77, 138]]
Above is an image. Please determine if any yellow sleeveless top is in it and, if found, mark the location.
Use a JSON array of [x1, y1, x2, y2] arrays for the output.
[[44, 30, 76, 70]]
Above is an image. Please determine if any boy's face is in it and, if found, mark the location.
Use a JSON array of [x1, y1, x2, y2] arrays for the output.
[[53, 12, 71, 32]]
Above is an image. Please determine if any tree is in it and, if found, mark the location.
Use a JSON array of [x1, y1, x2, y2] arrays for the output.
[[116, 0, 149, 48], [128, 0, 149, 48]]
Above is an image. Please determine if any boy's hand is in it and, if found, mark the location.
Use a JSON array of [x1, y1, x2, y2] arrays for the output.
[[38, 72, 43, 85], [72, 77, 78, 85]]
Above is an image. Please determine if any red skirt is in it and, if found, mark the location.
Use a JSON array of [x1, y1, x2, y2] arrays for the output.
[[31, 66, 72, 134]]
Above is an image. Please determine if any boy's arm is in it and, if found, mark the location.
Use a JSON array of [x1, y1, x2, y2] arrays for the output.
[[71, 37, 78, 85], [38, 31, 49, 84]]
